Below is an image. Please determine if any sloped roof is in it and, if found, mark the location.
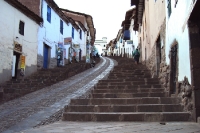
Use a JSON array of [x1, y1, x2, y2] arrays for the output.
[[17, 0, 73, 26], [121, 8, 136, 31], [5, 0, 43, 25], [116, 29, 122, 41], [77, 21, 87, 32], [131, 0, 144, 31], [60, 8, 96, 44]]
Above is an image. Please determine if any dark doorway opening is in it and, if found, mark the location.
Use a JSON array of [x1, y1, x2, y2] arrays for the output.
[[12, 51, 21, 79], [170, 43, 178, 94], [156, 36, 161, 76], [43, 44, 49, 69]]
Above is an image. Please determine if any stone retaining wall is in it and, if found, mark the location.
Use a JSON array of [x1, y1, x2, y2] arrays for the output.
[[143, 19, 170, 93]]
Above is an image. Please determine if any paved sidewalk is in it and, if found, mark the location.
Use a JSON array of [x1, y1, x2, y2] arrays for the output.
[[20, 121, 200, 133]]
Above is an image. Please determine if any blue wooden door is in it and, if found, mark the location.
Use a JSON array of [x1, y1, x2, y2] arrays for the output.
[[43, 45, 48, 69]]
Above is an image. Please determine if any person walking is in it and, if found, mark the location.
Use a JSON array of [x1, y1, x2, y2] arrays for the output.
[[132, 48, 140, 65]]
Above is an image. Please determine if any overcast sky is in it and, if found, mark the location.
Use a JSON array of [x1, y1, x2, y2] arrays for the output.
[[54, 0, 132, 42]]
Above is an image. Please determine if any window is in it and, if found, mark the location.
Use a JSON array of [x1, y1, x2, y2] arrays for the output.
[[80, 30, 82, 39], [167, 0, 172, 17], [19, 21, 24, 35], [47, 5, 51, 23], [120, 38, 122, 43], [175, 0, 178, 7], [60, 20, 63, 34], [72, 27, 74, 39]]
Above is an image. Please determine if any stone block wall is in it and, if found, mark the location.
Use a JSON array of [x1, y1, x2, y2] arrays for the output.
[[144, 44, 156, 77], [143, 19, 170, 93]]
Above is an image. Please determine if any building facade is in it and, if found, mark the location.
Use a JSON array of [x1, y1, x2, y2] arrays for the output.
[[131, 0, 200, 121], [0, 0, 42, 84], [94, 37, 107, 55]]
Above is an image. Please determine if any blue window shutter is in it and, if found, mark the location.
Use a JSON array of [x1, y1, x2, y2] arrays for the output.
[[72, 27, 74, 39], [60, 20, 63, 34], [47, 5, 51, 23], [80, 30, 82, 39], [123, 30, 130, 40]]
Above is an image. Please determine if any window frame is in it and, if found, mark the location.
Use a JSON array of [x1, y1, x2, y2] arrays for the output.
[[72, 27, 74, 39], [167, 0, 172, 18], [60, 19, 63, 34], [47, 5, 51, 23], [80, 30, 82, 40], [19, 20, 25, 36]]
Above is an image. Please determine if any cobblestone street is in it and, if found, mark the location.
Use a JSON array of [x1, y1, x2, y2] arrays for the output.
[[0, 57, 115, 133]]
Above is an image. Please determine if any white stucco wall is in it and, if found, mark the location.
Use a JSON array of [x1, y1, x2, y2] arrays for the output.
[[94, 38, 107, 55], [38, 1, 87, 60], [38, 1, 72, 59], [165, 0, 193, 83], [0, 1, 39, 73], [130, 19, 138, 50]]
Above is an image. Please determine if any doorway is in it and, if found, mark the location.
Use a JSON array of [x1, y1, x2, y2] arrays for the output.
[[170, 43, 178, 94], [43, 44, 49, 69], [12, 51, 21, 79], [156, 36, 161, 76]]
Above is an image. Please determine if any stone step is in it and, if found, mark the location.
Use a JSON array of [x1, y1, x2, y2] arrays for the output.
[[64, 104, 184, 112], [62, 112, 190, 121], [97, 81, 160, 86], [92, 88, 165, 93], [109, 74, 151, 77], [69, 98, 181, 105], [99, 78, 159, 82], [110, 73, 150, 75], [108, 75, 152, 78], [90, 92, 167, 98], [112, 70, 150, 72], [109, 72, 150, 75], [107, 76, 155, 80], [113, 69, 148, 71], [95, 84, 163, 89]]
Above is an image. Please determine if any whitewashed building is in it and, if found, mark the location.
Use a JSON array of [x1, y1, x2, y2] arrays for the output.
[[61, 8, 96, 62], [19, 0, 95, 68], [131, 0, 200, 121], [0, 0, 42, 84], [94, 37, 107, 55], [115, 8, 137, 58], [61, 9, 91, 61], [37, 0, 81, 68], [165, 0, 194, 83]]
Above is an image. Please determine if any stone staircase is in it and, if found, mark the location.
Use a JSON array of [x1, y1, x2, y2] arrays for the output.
[[62, 57, 191, 122], [0, 59, 100, 104]]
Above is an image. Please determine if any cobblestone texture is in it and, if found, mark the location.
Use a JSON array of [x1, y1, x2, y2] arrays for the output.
[[0, 57, 115, 133]]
